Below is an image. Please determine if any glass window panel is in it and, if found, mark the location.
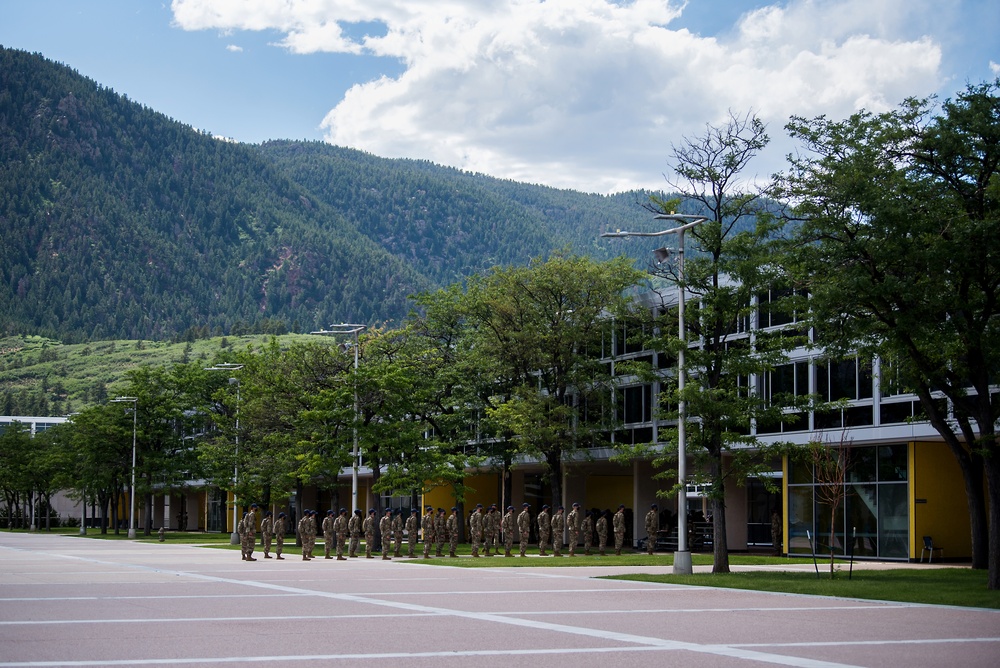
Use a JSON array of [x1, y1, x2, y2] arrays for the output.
[[858, 360, 874, 399], [848, 448, 877, 483], [845, 405, 873, 427], [787, 486, 814, 555], [880, 401, 913, 425], [788, 458, 813, 485], [815, 498, 847, 556], [846, 484, 878, 557], [878, 444, 908, 482], [830, 359, 857, 400], [878, 483, 909, 558]]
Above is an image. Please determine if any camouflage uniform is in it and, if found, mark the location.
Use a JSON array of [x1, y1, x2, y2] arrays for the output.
[[260, 512, 273, 558], [348, 510, 362, 557], [596, 512, 608, 555], [243, 506, 258, 561], [581, 512, 594, 555], [447, 508, 459, 557], [237, 512, 248, 560], [392, 510, 403, 557], [306, 510, 318, 559], [517, 504, 531, 557], [406, 510, 419, 557], [379, 510, 393, 559], [536, 506, 551, 556], [273, 512, 286, 559], [333, 509, 349, 560], [645, 505, 659, 555], [297, 512, 310, 560], [434, 509, 447, 557], [484, 507, 498, 556], [500, 507, 515, 557], [613, 506, 626, 555], [469, 505, 484, 557], [421, 507, 435, 558], [322, 511, 336, 558], [550, 507, 565, 557], [363, 510, 376, 558], [566, 504, 580, 556]]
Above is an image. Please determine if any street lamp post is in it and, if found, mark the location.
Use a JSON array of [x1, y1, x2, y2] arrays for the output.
[[311, 324, 367, 514], [110, 396, 138, 539], [205, 363, 244, 544], [602, 213, 708, 575]]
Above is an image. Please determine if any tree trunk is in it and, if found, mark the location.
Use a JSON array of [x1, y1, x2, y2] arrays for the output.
[[710, 455, 730, 573]]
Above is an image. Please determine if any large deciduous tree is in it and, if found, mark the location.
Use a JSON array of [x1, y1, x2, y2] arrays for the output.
[[462, 252, 645, 510], [777, 81, 1000, 587], [616, 112, 800, 573]]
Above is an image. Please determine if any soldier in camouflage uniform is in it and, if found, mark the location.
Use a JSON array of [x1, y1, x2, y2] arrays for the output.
[[596, 510, 609, 556], [406, 508, 419, 558], [348, 509, 362, 558], [273, 511, 286, 560], [566, 502, 581, 556], [243, 504, 258, 561], [613, 504, 626, 555], [260, 511, 274, 559], [435, 508, 447, 557], [379, 508, 393, 560], [469, 504, 484, 557], [500, 506, 516, 557], [421, 506, 435, 558], [392, 509, 404, 557], [645, 503, 659, 555], [322, 509, 336, 559], [447, 507, 459, 557], [581, 509, 594, 555], [297, 510, 310, 560], [484, 505, 499, 556], [550, 506, 565, 557], [333, 508, 349, 560], [306, 510, 318, 559], [364, 509, 376, 558], [517, 503, 531, 557], [237, 512, 248, 560], [536, 505, 551, 556]]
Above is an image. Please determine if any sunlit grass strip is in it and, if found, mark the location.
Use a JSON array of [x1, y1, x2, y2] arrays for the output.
[[604, 569, 1000, 609]]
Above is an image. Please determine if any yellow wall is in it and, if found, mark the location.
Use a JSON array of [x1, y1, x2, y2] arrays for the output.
[[587, 475, 633, 512], [910, 441, 971, 559], [422, 473, 500, 512]]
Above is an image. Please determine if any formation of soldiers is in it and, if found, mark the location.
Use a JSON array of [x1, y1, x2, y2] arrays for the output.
[[236, 501, 660, 561]]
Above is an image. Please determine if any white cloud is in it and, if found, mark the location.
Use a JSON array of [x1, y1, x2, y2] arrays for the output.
[[171, 0, 950, 193], [991, 61, 1000, 75], [225, 44, 243, 53]]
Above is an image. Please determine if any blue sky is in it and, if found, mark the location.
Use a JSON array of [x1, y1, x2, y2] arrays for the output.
[[2, 1, 997, 193]]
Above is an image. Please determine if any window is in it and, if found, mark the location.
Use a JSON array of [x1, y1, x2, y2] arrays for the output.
[[815, 358, 873, 401]]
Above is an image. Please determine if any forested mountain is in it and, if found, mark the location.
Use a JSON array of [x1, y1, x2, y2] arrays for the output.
[[0, 47, 658, 343]]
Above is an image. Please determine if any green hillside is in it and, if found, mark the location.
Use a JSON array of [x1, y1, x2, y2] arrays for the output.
[[0, 46, 660, 344], [0, 333, 317, 416]]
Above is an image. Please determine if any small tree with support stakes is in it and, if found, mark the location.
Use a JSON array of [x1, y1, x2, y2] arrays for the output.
[[810, 429, 852, 579]]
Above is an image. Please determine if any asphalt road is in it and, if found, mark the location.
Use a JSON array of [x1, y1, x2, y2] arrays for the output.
[[0, 532, 996, 667]]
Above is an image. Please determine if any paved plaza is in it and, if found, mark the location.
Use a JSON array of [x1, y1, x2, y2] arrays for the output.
[[0, 531, 997, 667]]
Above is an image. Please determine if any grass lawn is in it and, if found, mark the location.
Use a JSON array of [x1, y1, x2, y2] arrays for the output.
[[605, 569, 1000, 610]]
